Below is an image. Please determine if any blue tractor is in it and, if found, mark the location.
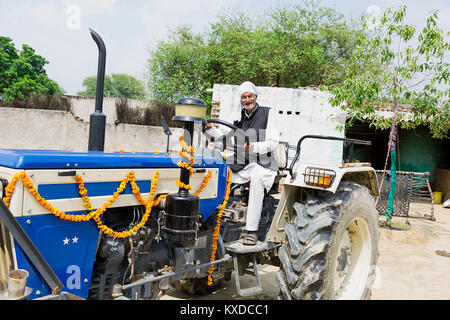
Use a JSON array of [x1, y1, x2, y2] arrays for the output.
[[0, 30, 380, 300]]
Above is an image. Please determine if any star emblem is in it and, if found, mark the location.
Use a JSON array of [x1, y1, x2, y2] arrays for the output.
[[72, 236, 79, 244], [63, 237, 70, 245]]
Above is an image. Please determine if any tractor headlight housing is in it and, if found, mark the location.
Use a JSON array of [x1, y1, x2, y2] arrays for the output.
[[175, 98, 206, 119], [303, 167, 336, 188]]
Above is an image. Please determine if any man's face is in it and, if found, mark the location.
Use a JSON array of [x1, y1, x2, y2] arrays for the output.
[[241, 92, 257, 112]]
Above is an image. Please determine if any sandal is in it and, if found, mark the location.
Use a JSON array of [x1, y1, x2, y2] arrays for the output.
[[241, 232, 258, 246]]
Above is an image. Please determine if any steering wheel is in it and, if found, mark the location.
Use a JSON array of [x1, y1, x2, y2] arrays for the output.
[[205, 119, 245, 153]]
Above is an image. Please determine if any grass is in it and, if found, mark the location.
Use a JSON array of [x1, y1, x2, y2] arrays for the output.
[[0, 95, 72, 112], [115, 98, 183, 128]]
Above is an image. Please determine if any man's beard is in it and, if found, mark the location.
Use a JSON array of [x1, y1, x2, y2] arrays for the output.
[[243, 102, 256, 111]]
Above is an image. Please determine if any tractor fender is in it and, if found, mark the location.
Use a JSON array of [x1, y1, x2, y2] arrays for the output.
[[281, 163, 379, 197], [267, 164, 379, 244]]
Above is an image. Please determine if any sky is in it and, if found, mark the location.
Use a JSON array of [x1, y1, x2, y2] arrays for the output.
[[1, 0, 449, 95]]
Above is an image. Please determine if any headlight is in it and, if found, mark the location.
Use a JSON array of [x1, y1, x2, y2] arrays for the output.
[[303, 167, 336, 188], [175, 98, 206, 119]]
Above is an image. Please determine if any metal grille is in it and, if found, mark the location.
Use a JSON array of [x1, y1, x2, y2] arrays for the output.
[[303, 167, 336, 188], [0, 220, 14, 290], [375, 170, 435, 220]]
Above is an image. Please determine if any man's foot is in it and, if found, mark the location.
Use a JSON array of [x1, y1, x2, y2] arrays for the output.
[[241, 231, 258, 245]]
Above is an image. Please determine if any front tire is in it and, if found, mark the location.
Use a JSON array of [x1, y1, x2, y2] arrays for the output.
[[276, 181, 379, 300]]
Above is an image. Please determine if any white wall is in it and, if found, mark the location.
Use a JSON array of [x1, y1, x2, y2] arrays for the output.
[[0, 107, 184, 153], [0, 88, 347, 164], [66, 95, 145, 124], [211, 84, 348, 166]]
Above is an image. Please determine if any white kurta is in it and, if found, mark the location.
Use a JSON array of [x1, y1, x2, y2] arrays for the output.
[[205, 106, 280, 231]]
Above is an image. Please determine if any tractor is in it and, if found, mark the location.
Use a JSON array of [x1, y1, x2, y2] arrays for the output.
[[0, 30, 379, 300]]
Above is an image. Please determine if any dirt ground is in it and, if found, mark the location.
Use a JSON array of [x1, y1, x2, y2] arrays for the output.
[[371, 203, 450, 300], [160, 202, 450, 300]]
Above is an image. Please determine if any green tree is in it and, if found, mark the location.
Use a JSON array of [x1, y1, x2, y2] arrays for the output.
[[147, 1, 369, 105], [147, 26, 208, 103], [322, 6, 449, 228], [0, 37, 62, 101], [110, 74, 146, 99], [78, 73, 145, 99], [324, 6, 449, 139], [206, 1, 368, 88]]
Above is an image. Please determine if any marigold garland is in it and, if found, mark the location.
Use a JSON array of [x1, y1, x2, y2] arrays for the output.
[[178, 136, 195, 154], [89, 171, 161, 238], [3, 137, 216, 240], [177, 160, 193, 177], [178, 150, 195, 166], [3, 172, 21, 207], [74, 171, 141, 221], [4, 137, 232, 286], [175, 136, 213, 196], [4, 170, 162, 238], [193, 171, 213, 196], [175, 179, 192, 190], [176, 136, 195, 190], [207, 169, 233, 286]]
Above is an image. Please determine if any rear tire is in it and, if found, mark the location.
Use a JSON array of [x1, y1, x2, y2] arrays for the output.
[[276, 181, 379, 300]]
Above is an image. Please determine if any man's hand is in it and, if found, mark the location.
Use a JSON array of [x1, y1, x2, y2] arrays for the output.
[[202, 123, 213, 131], [244, 142, 254, 153]]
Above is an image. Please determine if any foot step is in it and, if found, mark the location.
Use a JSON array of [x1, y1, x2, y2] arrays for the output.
[[239, 286, 263, 297], [225, 240, 278, 254], [232, 253, 262, 297], [225, 240, 280, 297]]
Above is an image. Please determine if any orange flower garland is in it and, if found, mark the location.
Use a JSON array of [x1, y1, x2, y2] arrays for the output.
[[177, 160, 193, 177], [175, 179, 192, 190], [3, 137, 219, 245], [193, 171, 213, 196], [176, 135, 213, 195], [178, 150, 195, 166], [74, 171, 142, 221], [75, 175, 94, 211], [6, 172, 95, 222], [3, 172, 21, 207], [89, 171, 161, 238], [178, 136, 195, 155], [176, 136, 195, 190], [4, 170, 162, 238], [207, 169, 233, 286]]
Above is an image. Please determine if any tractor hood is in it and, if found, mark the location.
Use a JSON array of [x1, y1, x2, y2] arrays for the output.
[[0, 149, 225, 170]]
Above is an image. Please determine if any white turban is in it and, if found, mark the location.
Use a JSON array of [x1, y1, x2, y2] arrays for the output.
[[238, 81, 258, 97], [232, 81, 258, 122]]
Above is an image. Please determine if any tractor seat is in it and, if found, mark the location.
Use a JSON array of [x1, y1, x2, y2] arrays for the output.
[[277, 141, 289, 171]]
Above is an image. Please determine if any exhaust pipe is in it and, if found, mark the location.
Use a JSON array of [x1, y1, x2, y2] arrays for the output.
[[88, 28, 107, 151]]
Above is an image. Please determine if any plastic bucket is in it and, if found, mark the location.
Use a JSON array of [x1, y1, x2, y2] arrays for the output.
[[433, 191, 443, 204]]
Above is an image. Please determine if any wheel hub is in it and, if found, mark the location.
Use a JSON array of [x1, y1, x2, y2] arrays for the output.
[[335, 230, 352, 287], [333, 217, 372, 299], [337, 247, 349, 272]]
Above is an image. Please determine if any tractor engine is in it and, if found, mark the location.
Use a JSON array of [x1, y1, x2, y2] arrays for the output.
[[87, 98, 214, 300], [87, 204, 171, 300]]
